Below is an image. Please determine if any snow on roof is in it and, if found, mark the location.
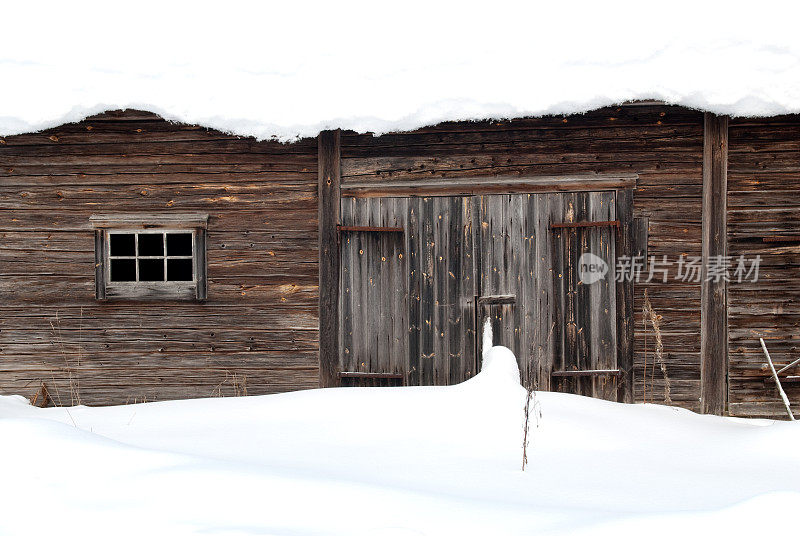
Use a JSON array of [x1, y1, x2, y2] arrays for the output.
[[2, 1, 799, 141]]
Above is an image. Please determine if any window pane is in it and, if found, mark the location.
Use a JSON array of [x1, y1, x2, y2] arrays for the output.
[[110, 259, 136, 281], [167, 233, 193, 256], [167, 258, 193, 281], [109, 234, 135, 256], [138, 233, 164, 256], [138, 259, 164, 281]]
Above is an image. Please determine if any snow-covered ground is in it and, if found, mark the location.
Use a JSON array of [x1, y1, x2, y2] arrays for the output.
[[1, 344, 798, 535], [2, 1, 800, 140]]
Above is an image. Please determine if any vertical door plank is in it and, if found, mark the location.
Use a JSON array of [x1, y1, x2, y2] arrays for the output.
[[563, 193, 582, 393], [447, 196, 464, 384], [353, 199, 369, 371], [390, 197, 409, 379], [533, 193, 555, 391], [522, 193, 534, 388], [407, 198, 421, 386], [551, 194, 567, 392], [476, 195, 488, 364], [419, 197, 435, 385], [509, 194, 524, 362], [589, 191, 618, 400], [574, 192, 592, 396], [469, 196, 482, 377], [495, 195, 509, 350], [464, 197, 479, 380], [373, 198, 389, 375], [361, 198, 375, 373], [339, 198, 355, 373], [521, 193, 538, 387], [433, 197, 449, 385]]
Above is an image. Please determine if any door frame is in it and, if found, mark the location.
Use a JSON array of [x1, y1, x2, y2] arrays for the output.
[[317, 132, 636, 400]]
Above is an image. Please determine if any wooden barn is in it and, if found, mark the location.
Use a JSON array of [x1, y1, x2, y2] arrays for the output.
[[1, 103, 798, 418]]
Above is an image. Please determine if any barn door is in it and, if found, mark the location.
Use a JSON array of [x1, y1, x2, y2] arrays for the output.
[[339, 196, 477, 386], [339, 197, 408, 386], [549, 192, 619, 400], [475, 193, 551, 388], [339, 191, 625, 400], [476, 191, 620, 401]]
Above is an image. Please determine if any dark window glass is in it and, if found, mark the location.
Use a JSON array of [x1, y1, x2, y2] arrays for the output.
[[109, 234, 135, 256], [138, 234, 164, 256], [138, 259, 164, 281], [167, 258, 193, 281], [110, 259, 136, 281], [167, 233, 193, 256]]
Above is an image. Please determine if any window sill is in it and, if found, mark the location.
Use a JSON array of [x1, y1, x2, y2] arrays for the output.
[[102, 282, 201, 301]]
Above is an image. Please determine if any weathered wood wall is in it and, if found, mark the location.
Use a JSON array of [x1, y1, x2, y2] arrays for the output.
[[0, 110, 319, 405], [340, 105, 706, 411], [5, 105, 795, 417], [728, 115, 800, 418]]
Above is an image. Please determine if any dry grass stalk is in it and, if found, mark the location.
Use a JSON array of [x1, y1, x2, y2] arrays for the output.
[[49, 311, 82, 406], [30, 382, 52, 408], [212, 371, 248, 397], [522, 386, 533, 470], [522, 323, 549, 471], [522, 377, 542, 471], [642, 290, 671, 404]]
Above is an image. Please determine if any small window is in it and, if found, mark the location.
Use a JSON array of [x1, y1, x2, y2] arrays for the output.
[[91, 214, 208, 301], [108, 231, 194, 282]]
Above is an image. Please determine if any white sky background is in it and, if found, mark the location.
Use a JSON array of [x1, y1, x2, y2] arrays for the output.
[[1, 0, 799, 139]]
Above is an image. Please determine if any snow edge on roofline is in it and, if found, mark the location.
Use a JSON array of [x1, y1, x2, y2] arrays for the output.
[[2, 94, 799, 143]]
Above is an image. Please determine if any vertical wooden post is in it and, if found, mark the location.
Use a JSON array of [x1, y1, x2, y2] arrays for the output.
[[615, 188, 635, 403], [318, 130, 341, 388], [700, 113, 729, 415]]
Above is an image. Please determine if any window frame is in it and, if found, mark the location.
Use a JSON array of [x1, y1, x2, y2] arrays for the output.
[[91, 214, 208, 301], [107, 229, 197, 284]]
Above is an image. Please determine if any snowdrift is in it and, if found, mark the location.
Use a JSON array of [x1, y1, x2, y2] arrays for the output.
[[1, 344, 799, 535]]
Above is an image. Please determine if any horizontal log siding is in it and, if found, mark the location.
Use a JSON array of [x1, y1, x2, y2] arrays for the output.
[[728, 116, 800, 418], [0, 110, 319, 405], [341, 105, 705, 411]]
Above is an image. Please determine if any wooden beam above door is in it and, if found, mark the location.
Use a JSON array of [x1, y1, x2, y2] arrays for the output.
[[340, 173, 638, 197]]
